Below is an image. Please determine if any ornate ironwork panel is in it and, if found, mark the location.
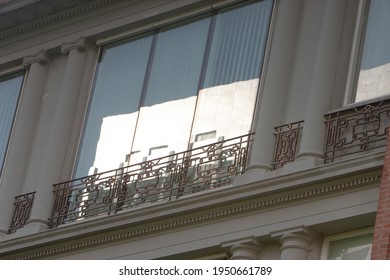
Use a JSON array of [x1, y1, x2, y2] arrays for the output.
[[324, 99, 390, 163], [9, 192, 36, 233], [49, 134, 253, 228], [273, 121, 304, 169]]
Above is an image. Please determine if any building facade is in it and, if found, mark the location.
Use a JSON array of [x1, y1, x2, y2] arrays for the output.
[[0, 0, 389, 259]]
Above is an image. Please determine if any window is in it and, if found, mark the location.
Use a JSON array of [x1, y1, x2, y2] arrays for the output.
[[321, 229, 373, 260], [328, 234, 372, 260], [0, 72, 23, 175], [354, 0, 390, 102], [74, 0, 273, 178]]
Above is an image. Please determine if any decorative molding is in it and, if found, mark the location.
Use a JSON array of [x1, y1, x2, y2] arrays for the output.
[[22, 50, 48, 67], [61, 37, 87, 54], [272, 226, 319, 252], [222, 236, 263, 260], [0, 0, 125, 41], [4, 172, 380, 260]]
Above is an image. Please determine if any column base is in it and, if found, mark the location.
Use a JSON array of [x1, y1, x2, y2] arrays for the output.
[[0, 232, 7, 242], [232, 165, 272, 187], [13, 219, 49, 238], [290, 154, 323, 170], [245, 164, 273, 172]]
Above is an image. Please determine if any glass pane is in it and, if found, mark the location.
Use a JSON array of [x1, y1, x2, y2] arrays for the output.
[[74, 35, 153, 178], [130, 16, 211, 163], [0, 73, 23, 174], [191, 0, 273, 144], [355, 0, 390, 102], [329, 235, 372, 260]]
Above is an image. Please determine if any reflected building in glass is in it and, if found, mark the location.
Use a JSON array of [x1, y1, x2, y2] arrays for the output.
[[1, 0, 389, 261], [75, 1, 271, 178]]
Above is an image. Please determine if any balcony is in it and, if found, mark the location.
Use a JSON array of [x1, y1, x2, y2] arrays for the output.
[[271, 99, 390, 168], [324, 99, 390, 163], [9, 99, 390, 233], [49, 134, 254, 228]]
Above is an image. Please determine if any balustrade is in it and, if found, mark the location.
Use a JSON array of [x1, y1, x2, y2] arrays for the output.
[[273, 121, 304, 169], [49, 134, 253, 228], [9, 192, 35, 233], [324, 99, 390, 163]]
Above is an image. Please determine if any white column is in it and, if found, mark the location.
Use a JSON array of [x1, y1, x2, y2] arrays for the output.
[[0, 50, 48, 238], [272, 226, 318, 260], [296, 0, 347, 165], [245, 0, 303, 172], [24, 38, 88, 233], [222, 236, 263, 260]]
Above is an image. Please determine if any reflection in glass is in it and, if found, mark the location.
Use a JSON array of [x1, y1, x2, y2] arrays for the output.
[[74, 0, 273, 178], [74, 35, 153, 178], [191, 0, 273, 144], [130, 16, 211, 163], [355, 0, 390, 102], [328, 235, 372, 260], [0, 73, 23, 174]]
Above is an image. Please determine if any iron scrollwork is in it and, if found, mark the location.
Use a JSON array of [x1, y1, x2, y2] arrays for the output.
[[273, 121, 304, 169], [49, 134, 253, 228], [9, 192, 36, 233], [324, 99, 390, 163]]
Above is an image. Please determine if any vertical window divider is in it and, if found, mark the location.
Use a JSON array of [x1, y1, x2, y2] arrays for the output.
[[249, 0, 276, 132], [127, 30, 159, 164], [0, 72, 24, 177], [186, 10, 217, 149], [71, 46, 104, 179], [344, 0, 371, 104]]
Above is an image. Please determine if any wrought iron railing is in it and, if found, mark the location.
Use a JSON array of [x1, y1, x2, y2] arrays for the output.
[[9, 192, 35, 233], [273, 121, 303, 169], [324, 99, 390, 163], [49, 134, 253, 228]]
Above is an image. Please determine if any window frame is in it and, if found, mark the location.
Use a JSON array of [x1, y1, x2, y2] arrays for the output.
[[344, 0, 390, 105], [320, 227, 374, 260], [0, 67, 25, 177], [72, 0, 277, 179]]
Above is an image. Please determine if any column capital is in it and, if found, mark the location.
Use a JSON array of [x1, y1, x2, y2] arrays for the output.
[[61, 37, 87, 54], [271, 226, 319, 259], [222, 236, 263, 260], [23, 50, 48, 68]]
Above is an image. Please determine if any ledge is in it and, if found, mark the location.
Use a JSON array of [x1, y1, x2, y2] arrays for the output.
[[0, 151, 383, 259]]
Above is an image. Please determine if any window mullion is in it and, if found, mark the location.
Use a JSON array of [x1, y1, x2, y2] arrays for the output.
[[187, 11, 217, 148], [127, 30, 160, 162]]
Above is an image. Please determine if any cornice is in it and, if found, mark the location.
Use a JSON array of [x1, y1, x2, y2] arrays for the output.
[[0, 0, 125, 41], [0, 167, 381, 260]]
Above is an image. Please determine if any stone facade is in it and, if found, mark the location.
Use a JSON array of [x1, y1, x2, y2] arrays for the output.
[[0, 0, 388, 260]]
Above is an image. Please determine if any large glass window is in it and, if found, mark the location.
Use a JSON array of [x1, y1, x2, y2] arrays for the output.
[[328, 234, 372, 260], [355, 0, 390, 102], [74, 0, 273, 178], [0, 72, 24, 175]]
